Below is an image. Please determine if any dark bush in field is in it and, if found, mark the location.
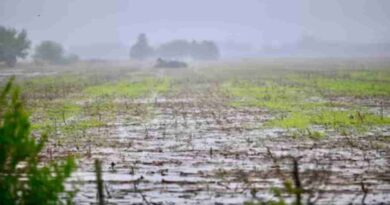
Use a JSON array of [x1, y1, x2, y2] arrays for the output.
[[0, 78, 76, 205], [0, 26, 30, 67], [154, 58, 188, 68]]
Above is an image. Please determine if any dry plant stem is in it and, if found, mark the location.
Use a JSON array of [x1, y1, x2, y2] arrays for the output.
[[361, 181, 368, 205], [133, 177, 151, 205], [95, 159, 105, 205], [293, 158, 302, 205]]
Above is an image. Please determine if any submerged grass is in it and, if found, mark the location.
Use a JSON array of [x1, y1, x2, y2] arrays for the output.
[[83, 77, 170, 98], [28, 76, 169, 135], [289, 69, 390, 97], [14, 62, 390, 139], [302, 77, 390, 97], [269, 109, 390, 130], [223, 81, 316, 112], [224, 69, 390, 132]]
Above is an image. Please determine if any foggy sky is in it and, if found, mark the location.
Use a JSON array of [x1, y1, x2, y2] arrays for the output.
[[1, 0, 390, 58]]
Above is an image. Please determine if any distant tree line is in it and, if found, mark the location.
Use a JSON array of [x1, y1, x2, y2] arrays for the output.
[[0, 25, 79, 67], [130, 33, 220, 61], [1, 26, 219, 67]]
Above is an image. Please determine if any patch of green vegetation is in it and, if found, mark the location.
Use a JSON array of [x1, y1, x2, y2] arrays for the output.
[[83, 78, 170, 98], [245, 180, 302, 205], [30, 98, 112, 135], [224, 76, 390, 132], [22, 74, 88, 98], [342, 69, 390, 82], [223, 81, 318, 112], [268, 109, 390, 131], [46, 100, 82, 123], [30, 118, 52, 132], [289, 70, 390, 97], [269, 112, 310, 129], [61, 118, 106, 135], [312, 78, 389, 96]]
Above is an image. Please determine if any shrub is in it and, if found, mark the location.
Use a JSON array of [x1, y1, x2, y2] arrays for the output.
[[0, 77, 76, 205]]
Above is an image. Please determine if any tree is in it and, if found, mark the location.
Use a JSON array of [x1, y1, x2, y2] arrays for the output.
[[156, 39, 220, 60], [191, 40, 220, 60], [156, 40, 191, 59], [33, 41, 65, 64], [129, 33, 154, 60], [0, 77, 76, 205], [0, 26, 30, 67]]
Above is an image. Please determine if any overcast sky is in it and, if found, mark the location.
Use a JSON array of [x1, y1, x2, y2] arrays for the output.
[[1, 0, 390, 50]]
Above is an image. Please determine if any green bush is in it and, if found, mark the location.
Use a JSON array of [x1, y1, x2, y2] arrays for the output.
[[0, 77, 76, 205]]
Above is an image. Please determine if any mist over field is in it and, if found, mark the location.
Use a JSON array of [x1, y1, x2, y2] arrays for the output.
[[1, 0, 390, 59]]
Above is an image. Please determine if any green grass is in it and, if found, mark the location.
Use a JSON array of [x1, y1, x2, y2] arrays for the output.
[[28, 77, 170, 134], [223, 81, 318, 112], [289, 70, 390, 97], [308, 78, 390, 96], [83, 78, 170, 98], [223, 72, 390, 132], [13, 62, 390, 138], [268, 109, 390, 130], [22, 74, 88, 98]]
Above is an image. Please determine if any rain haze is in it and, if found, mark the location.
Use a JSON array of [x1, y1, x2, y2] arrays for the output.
[[1, 0, 390, 59], [1, 1, 390, 205]]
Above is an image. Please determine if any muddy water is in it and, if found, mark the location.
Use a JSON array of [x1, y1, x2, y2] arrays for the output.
[[52, 92, 390, 205]]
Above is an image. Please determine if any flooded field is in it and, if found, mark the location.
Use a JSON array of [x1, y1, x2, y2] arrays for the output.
[[2, 59, 390, 205]]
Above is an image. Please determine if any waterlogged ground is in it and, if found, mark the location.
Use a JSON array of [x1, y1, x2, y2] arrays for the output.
[[2, 59, 390, 205], [68, 95, 390, 205]]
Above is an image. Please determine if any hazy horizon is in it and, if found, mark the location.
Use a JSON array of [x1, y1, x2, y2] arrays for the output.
[[1, 0, 390, 59]]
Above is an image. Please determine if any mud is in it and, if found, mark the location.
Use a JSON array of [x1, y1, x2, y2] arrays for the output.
[[44, 90, 390, 205]]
